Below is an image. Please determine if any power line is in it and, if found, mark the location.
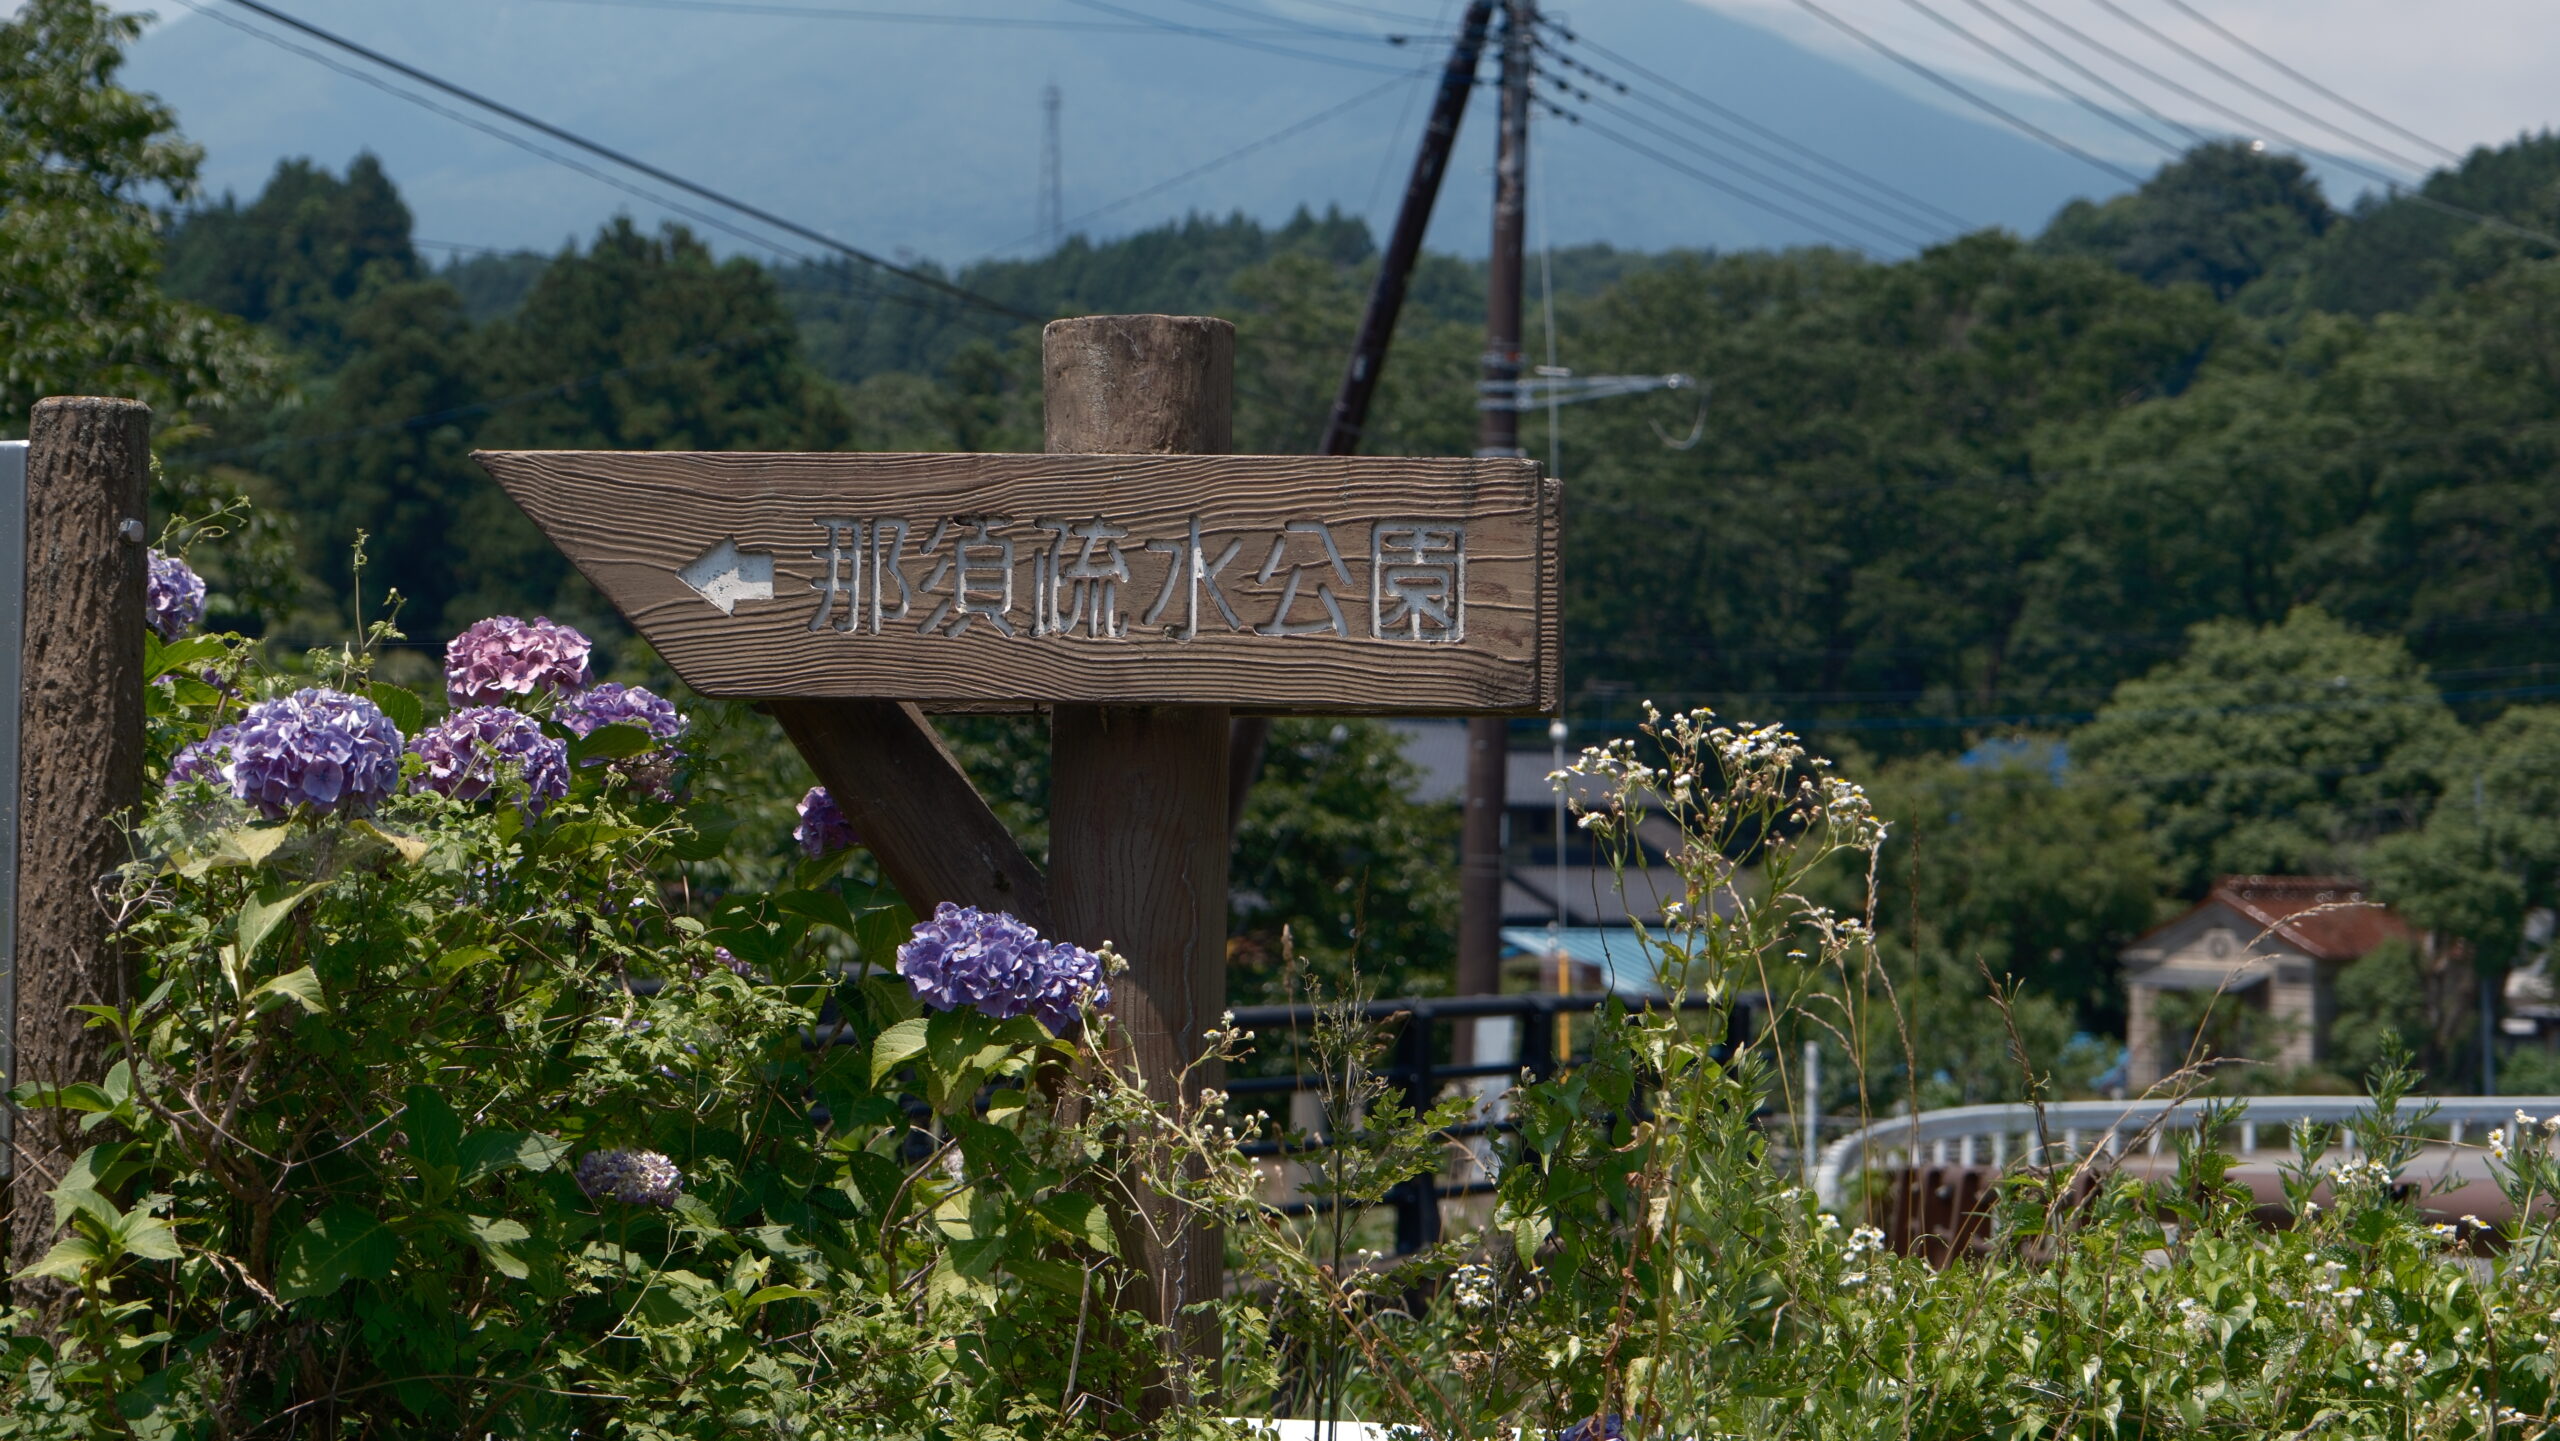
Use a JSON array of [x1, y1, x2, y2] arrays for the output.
[[517, 0, 1395, 34], [1539, 44, 1963, 243], [211, 0, 1042, 321], [1985, 0, 2560, 249], [174, 0, 836, 270], [1539, 71, 1934, 251], [180, 326, 803, 463], [2152, 0, 2461, 166], [2076, 0, 2431, 177], [973, 68, 1426, 260], [1945, 0, 2204, 150], [1156, 0, 1429, 43], [1783, 0, 2145, 186], [1539, 97, 1889, 256], [1892, 0, 2184, 157], [1055, 0, 1433, 72], [1539, 23, 1975, 234]]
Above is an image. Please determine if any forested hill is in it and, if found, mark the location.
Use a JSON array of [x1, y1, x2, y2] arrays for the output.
[[158, 136, 2560, 750]]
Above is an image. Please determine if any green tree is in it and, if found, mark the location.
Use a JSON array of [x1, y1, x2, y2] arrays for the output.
[[1845, 748, 2160, 1026], [2041, 140, 2335, 300], [452, 219, 854, 631], [160, 151, 419, 366], [1229, 719, 1458, 1005], [0, 0, 274, 432], [2076, 607, 2459, 893]]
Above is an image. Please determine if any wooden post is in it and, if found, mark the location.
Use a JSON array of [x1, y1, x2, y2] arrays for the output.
[[9, 398, 149, 1301], [1042, 315, 1233, 1388]]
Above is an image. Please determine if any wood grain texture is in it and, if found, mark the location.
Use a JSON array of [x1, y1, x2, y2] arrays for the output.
[[11, 398, 148, 1311], [471, 449, 1557, 716], [767, 698, 1048, 928], [1043, 315, 1233, 455], [1043, 317, 1231, 1403]]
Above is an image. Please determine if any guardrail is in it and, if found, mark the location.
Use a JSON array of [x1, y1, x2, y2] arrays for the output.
[[1812, 1094, 2560, 1212]]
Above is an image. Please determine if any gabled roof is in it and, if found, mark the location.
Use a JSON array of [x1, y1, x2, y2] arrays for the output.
[[2129, 875, 2417, 965]]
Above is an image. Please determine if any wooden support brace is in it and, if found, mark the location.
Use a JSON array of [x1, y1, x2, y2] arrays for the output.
[[767, 697, 1048, 928]]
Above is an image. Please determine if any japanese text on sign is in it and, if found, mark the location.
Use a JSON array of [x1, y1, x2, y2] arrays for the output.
[[797, 514, 1467, 645]]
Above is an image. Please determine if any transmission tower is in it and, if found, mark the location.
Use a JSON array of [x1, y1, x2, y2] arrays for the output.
[[1039, 82, 1064, 252]]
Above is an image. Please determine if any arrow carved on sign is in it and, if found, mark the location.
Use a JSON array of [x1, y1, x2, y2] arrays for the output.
[[678, 536, 775, 615]]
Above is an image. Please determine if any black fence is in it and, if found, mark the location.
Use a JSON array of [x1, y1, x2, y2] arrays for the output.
[[1223, 992, 1750, 1255]]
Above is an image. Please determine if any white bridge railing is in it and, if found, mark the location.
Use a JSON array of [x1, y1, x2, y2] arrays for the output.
[[1812, 1095, 2560, 1212]]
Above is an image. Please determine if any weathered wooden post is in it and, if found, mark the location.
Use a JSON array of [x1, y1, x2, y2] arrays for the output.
[[1041, 315, 1235, 1369], [472, 313, 1557, 1396], [8, 398, 150, 1299]]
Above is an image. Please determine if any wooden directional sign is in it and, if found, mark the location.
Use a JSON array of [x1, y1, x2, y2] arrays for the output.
[[473, 450, 1559, 714]]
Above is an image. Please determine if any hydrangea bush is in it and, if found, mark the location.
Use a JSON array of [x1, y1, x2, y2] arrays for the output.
[[4, 604, 1162, 1440], [23, 559, 2560, 1440]]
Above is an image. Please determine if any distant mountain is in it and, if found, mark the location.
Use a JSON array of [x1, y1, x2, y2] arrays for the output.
[[126, 0, 2136, 264]]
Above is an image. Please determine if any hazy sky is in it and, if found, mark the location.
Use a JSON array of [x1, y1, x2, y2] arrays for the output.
[[1693, 0, 2555, 177]]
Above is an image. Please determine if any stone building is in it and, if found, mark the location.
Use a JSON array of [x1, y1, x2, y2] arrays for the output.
[[2121, 875, 2418, 1090]]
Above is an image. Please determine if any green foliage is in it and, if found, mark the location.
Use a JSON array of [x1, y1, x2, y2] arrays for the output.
[[1229, 720, 1458, 1005], [2042, 140, 2336, 299], [2077, 607, 2459, 894], [0, 0, 276, 434], [159, 152, 419, 367], [1, 608, 1161, 1438], [1845, 749, 2160, 1025]]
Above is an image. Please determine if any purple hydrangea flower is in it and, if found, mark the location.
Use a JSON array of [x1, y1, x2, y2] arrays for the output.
[[410, 706, 571, 816], [224, 688, 405, 819], [1557, 1417, 1628, 1441], [443, 616, 592, 706], [146, 550, 207, 642], [165, 724, 239, 788], [795, 786, 858, 856], [896, 901, 1111, 1034], [556, 682, 686, 743], [575, 1149, 684, 1208], [557, 682, 688, 798]]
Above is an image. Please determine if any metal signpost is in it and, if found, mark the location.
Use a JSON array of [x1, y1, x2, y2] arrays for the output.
[[0, 438, 24, 1169]]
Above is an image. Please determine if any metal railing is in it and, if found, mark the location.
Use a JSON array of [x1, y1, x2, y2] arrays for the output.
[[1225, 992, 1747, 1253], [1812, 1094, 2560, 1212]]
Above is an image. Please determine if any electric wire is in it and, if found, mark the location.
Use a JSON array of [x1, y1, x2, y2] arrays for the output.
[[1535, 97, 1887, 257], [1892, 0, 2184, 156], [1539, 41, 1964, 242], [517, 0, 1400, 35], [180, 326, 803, 463], [1539, 23, 1975, 233], [1985, 0, 2560, 249], [1283, 0, 1446, 24], [1946, 0, 2204, 148], [175, 0, 839, 272], [973, 67, 1427, 259], [1539, 69, 1935, 251], [1156, 0, 1429, 43], [1782, 0, 2145, 185], [2153, 0, 2462, 165], [1055, 0, 1432, 72], [2077, 0, 2431, 176], [1362, 0, 1461, 215], [211, 0, 1044, 320]]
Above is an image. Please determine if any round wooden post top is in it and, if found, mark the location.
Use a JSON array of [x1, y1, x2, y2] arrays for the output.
[[1042, 315, 1234, 456]]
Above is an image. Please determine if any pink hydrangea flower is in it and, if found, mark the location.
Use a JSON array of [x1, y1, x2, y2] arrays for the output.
[[443, 616, 592, 706]]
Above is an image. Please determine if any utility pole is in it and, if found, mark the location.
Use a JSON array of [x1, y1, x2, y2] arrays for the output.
[[1456, 0, 1534, 1002], [1228, 0, 1499, 831], [1039, 81, 1064, 252]]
